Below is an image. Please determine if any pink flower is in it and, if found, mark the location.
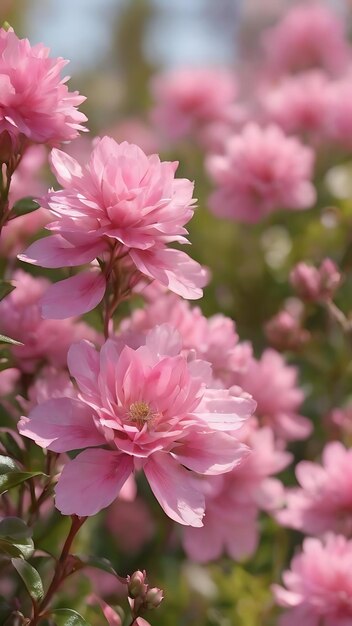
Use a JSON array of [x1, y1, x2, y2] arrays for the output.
[[234, 349, 311, 441], [206, 124, 316, 223], [150, 67, 238, 142], [0, 27, 87, 148], [272, 534, 352, 626], [265, 309, 310, 352], [120, 291, 252, 386], [183, 426, 291, 562], [290, 259, 341, 302], [0, 270, 98, 372], [18, 324, 255, 525], [105, 497, 155, 555], [278, 442, 352, 536], [262, 71, 331, 139], [19, 138, 207, 318], [262, 4, 351, 76]]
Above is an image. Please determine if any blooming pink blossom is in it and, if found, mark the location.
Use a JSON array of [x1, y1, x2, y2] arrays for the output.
[[272, 534, 352, 626], [290, 259, 341, 302], [183, 426, 291, 562], [206, 124, 316, 223], [19, 138, 207, 318], [105, 497, 155, 555], [0, 27, 87, 150], [0, 270, 98, 372], [262, 4, 351, 76], [150, 67, 238, 142], [19, 324, 255, 525], [278, 442, 352, 536], [120, 291, 252, 386], [0, 368, 20, 396], [261, 71, 331, 139], [234, 349, 311, 441]]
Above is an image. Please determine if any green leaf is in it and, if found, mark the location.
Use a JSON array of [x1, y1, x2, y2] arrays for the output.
[[0, 281, 15, 302], [0, 334, 23, 346], [0, 454, 45, 494], [0, 596, 13, 623], [50, 609, 90, 626], [0, 517, 34, 560], [72, 554, 119, 578], [12, 197, 40, 217], [11, 558, 44, 602], [0, 432, 23, 461]]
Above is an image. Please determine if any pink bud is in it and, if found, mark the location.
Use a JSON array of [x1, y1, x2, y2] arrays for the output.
[[145, 587, 164, 609], [127, 570, 147, 599], [290, 263, 320, 301], [265, 310, 310, 351]]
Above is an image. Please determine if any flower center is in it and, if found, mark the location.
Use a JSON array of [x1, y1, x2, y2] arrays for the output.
[[128, 401, 155, 428]]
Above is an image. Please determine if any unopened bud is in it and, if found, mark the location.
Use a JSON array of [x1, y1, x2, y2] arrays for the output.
[[127, 570, 147, 599], [265, 309, 310, 351], [145, 587, 164, 609]]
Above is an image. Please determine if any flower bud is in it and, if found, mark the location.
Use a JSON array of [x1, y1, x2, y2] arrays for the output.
[[127, 570, 147, 599], [290, 263, 320, 301], [145, 587, 164, 609], [265, 309, 310, 351]]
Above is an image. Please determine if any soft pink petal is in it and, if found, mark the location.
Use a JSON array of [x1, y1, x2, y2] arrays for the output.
[[196, 389, 256, 431], [130, 248, 207, 300], [183, 520, 223, 562], [41, 270, 106, 319], [89, 595, 122, 626], [144, 452, 205, 527], [55, 449, 134, 516], [173, 431, 249, 475], [67, 340, 100, 399], [18, 235, 104, 268], [18, 397, 105, 452], [50, 148, 83, 187]]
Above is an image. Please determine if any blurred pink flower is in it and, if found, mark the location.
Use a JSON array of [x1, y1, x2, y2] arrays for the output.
[[183, 426, 291, 562], [272, 534, 352, 626], [265, 309, 310, 352], [262, 71, 331, 139], [19, 138, 207, 318], [235, 349, 311, 441], [326, 405, 352, 438], [19, 324, 255, 525], [120, 291, 252, 386], [262, 4, 351, 76], [150, 67, 238, 142], [290, 259, 341, 302], [0, 270, 98, 372], [207, 124, 316, 223], [0, 27, 87, 148], [278, 442, 352, 536]]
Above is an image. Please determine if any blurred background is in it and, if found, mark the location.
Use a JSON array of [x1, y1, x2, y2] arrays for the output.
[[2, 2, 352, 625]]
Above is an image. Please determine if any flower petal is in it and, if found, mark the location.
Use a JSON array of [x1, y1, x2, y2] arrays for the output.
[[18, 234, 104, 268], [173, 431, 249, 475], [18, 397, 105, 452], [41, 270, 106, 319], [144, 452, 205, 527], [55, 449, 134, 516]]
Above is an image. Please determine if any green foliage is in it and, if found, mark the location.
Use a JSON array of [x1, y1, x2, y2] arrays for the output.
[[50, 608, 91, 626], [0, 454, 45, 495], [0, 280, 15, 301], [0, 517, 34, 559], [11, 557, 44, 602], [11, 196, 40, 217]]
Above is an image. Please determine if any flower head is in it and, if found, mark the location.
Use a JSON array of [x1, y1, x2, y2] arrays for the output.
[[273, 535, 352, 626], [262, 4, 351, 76], [278, 442, 352, 536], [207, 124, 316, 223], [0, 27, 87, 149], [19, 138, 207, 319], [19, 325, 255, 525]]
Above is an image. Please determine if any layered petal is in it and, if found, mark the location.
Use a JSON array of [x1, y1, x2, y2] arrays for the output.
[[41, 270, 106, 319]]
